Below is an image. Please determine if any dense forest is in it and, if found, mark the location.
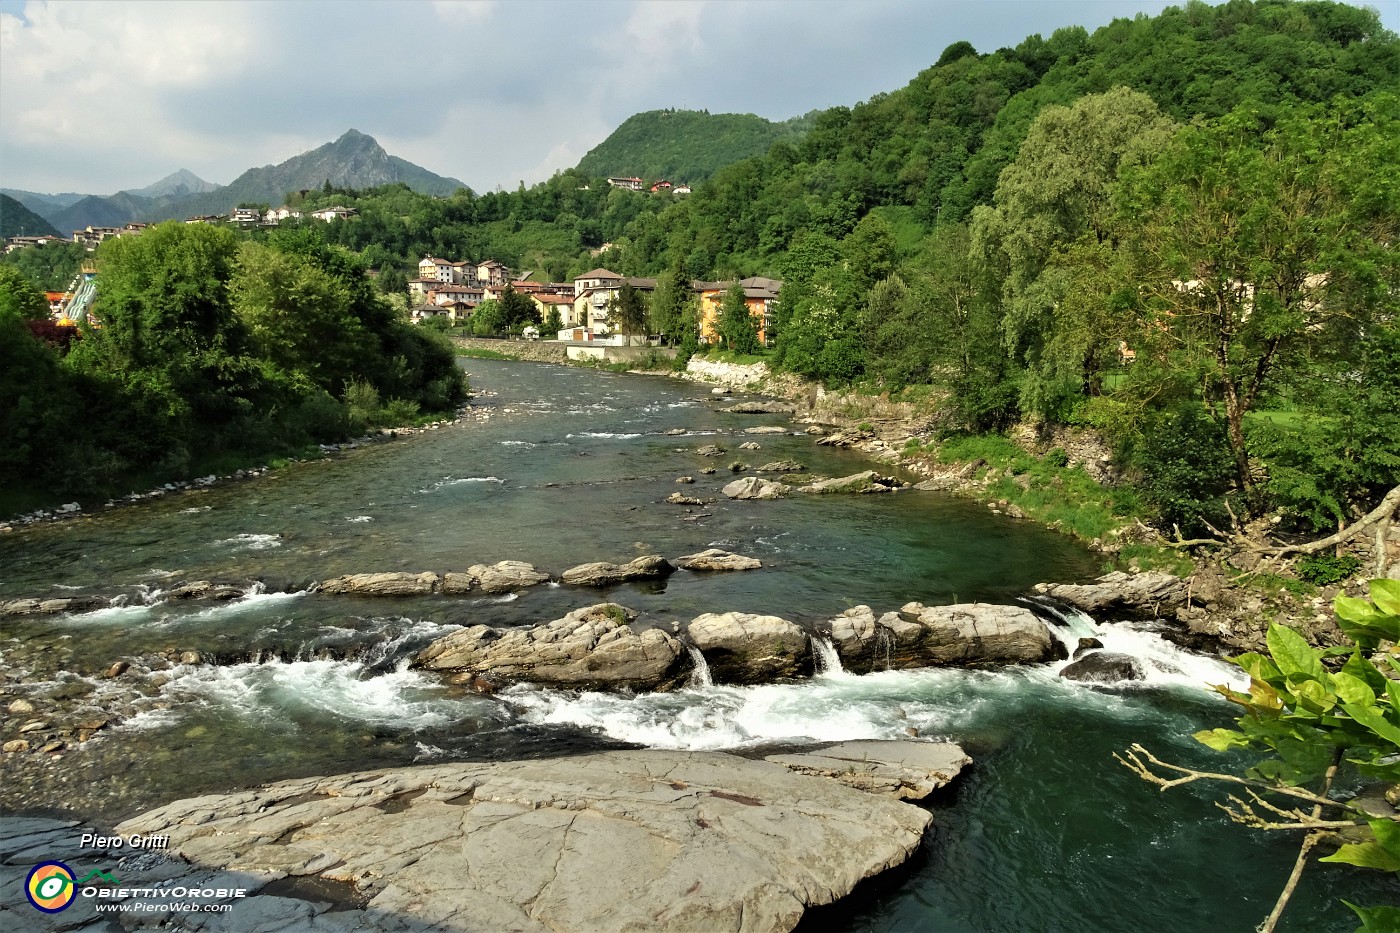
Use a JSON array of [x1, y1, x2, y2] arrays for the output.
[[575, 109, 818, 183], [2, 0, 1395, 534], [0, 225, 464, 512]]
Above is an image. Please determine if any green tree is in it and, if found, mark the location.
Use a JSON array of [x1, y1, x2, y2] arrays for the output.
[[228, 241, 371, 395], [971, 86, 1178, 420], [650, 263, 693, 344], [607, 281, 649, 336], [716, 281, 759, 354], [1120, 94, 1400, 511], [0, 265, 49, 321]]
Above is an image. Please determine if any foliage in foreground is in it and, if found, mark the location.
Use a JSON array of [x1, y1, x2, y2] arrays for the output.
[[1121, 581, 1400, 931]]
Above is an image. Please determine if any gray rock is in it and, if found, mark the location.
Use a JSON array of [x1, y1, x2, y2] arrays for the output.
[[738, 441, 762, 450], [112, 751, 932, 933], [796, 471, 880, 494], [1060, 651, 1145, 684], [766, 740, 970, 800], [416, 603, 687, 691], [829, 603, 1055, 673], [686, 612, 809, 683], [560, 554, 673, 586], [724, 400, 795, 414], [318, 572, 439, 596], [673, 549, 763, 572], [667, 492, 706, 505], [743, 425, 789, 435], [444, 561, 550, 594], [1035, 571, 1189, 616], [696, 444, 727, 457], [167, 581, 246, 600], [722, 476, 790, 500]]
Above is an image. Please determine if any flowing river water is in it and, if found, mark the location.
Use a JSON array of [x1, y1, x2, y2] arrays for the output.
[[1, 358, 1392, 931]]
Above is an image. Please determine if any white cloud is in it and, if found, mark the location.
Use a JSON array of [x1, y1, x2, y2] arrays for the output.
[[3, 0, 1395, 196]]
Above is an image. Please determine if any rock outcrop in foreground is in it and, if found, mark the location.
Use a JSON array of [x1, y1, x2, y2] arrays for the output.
[[95, 750, 939, 933]]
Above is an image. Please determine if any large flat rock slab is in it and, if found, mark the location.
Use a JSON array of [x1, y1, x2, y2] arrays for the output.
[[766, 741, 971, 800], [98, 750, 932, 932]]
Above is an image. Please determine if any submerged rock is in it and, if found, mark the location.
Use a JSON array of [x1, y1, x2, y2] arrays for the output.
[[686, 611, 808, 683], [318, 572, 439, 596], [1035, 571, 1189, 616], [766, 740, 971, 800], [1059, 651, 1145, 684], [827, 603, 1055, 673], [755, 459, 805, 473], [415, 603, 687, 691], [560, 554, 673, 586], [108, 750, 932, 933]]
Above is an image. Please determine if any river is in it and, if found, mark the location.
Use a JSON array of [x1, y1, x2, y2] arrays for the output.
[[0, 358, 1391, 931]]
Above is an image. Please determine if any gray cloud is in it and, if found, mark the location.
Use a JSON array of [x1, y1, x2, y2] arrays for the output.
[[1, 0, 1393, 195]]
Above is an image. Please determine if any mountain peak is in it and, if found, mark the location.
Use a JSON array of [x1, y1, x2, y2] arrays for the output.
[[125, 169, 219, 199]]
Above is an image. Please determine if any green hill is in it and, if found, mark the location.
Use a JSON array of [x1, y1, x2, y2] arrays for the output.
[[576, 109, 814, 183], [0, 194, 62, 238]]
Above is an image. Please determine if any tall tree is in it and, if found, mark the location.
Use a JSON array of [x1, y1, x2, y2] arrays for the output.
[[607, 281, 649, 336], [1120, 93, 1400, 511], [716, 281, 759, 354], [971, 86, 1178, 420]]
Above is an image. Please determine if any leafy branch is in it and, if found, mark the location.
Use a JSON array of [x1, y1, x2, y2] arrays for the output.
[[1119, 579, 1400, 932]]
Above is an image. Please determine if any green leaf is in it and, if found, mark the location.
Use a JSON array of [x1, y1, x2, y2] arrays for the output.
[[1344, 901, 1400, 933], [1372, 580, 1400, 618], [1268, 623, 1324, 682], [1321, 840, 1400, 872], [1236, 651, 1283, 685], [1334, 671, 1379, 708], [1337, 595, 1387, 624], [1194, 728, 1251, 751], [1369, 818, 1400, 856], [1343, 703, 1400, 748]]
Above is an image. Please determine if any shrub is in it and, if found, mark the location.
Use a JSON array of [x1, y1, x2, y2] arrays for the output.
[[1046, 447, 1070, 468], [1295, 554, 1362, 586]]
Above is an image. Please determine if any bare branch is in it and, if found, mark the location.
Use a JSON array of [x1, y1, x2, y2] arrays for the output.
[[1116, 744, 1352, 811]]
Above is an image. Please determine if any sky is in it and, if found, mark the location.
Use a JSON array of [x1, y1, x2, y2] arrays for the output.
[[1, 0, 1396, 196]]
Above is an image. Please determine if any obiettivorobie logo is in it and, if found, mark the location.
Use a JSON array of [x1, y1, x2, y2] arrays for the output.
[[25, 862, 120, 913]]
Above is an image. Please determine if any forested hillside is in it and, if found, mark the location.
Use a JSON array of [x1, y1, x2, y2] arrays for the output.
[[575, 109, 816, 182], [0, 195, 60, 239]]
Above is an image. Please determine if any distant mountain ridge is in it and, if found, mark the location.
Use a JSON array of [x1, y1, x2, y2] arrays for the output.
[[576, 109, 816, 183], [7, 131, 466, 232]]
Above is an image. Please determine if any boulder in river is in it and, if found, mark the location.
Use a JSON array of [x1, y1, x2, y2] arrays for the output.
[[443, 560, 549, 594], [1035, 571, 1189, 616], [828, 603, 1056, 673], [686, 611, 809, 683], [1059, 651, 1145, 684], [722, 476, 790, 500], [166, 580, 246, 601], [416, 603, 687, 691], [695, 444, 727, 457], [796, 471, 903, 495], [107, 750, 932, 933], [318, 572, 439, 596], [560, 554, 673, 586], [672, 549, 762, 572]]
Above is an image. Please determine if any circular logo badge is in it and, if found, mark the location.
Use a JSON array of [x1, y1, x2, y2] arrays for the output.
[[26, 861, 76, 913]]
